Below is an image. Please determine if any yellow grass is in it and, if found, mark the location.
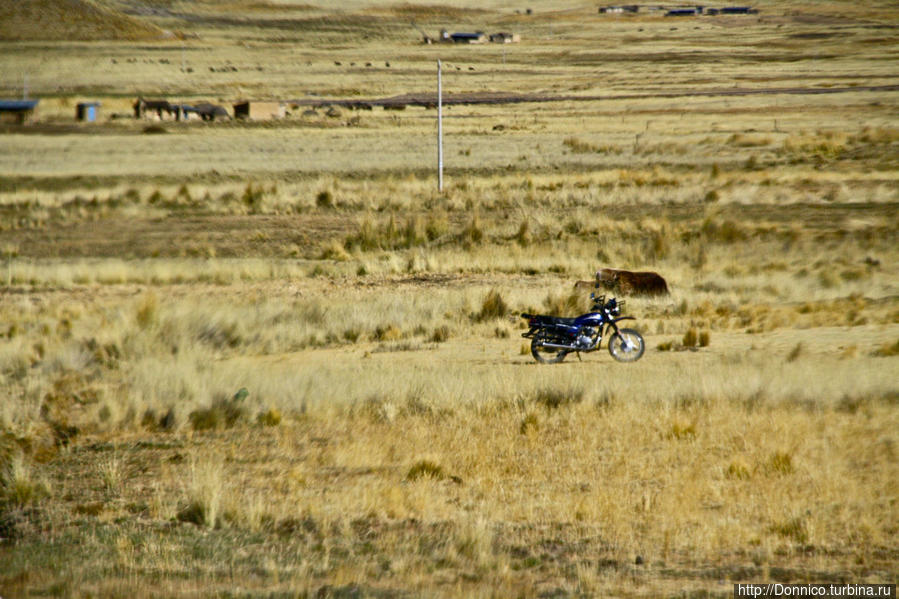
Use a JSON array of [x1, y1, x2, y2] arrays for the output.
[[0, 0, 897, 596]]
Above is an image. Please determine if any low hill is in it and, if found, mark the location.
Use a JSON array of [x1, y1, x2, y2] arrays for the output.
[[0, 0, 165, 41]]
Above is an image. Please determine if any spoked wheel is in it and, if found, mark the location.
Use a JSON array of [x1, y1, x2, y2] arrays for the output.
[[608, 328, 645, 363], [531, 332, 569, 364]]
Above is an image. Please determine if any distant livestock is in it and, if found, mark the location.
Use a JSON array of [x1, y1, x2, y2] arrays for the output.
[[134, 98, 229, 121], [190, 103, 230, 121], [134, 97, 174, 119], [576, 268, 670, 297]]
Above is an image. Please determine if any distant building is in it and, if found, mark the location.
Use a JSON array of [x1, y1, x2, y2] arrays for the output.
[[449, 32, 487, 44], [666, 7, 702, 16], [233, 101, 286, 120], [599, 5, 639, 13], [489, 32, 520, 43], [76, 102, 101, 122], [720, 6, 757, 14], [0, 99, 39, 124]]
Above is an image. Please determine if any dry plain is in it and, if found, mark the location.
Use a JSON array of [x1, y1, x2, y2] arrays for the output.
[[0, 0, 897, 597]]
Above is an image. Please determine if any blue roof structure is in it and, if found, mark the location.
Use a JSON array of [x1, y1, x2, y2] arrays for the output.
[[0, 100, 39, 111], [450, 32, 485, 41]]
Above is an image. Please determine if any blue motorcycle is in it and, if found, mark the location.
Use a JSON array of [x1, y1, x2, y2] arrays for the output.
[[521, 292, 645, 364]]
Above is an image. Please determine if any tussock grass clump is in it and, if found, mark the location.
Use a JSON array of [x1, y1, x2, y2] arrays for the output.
[[542, 290, 586, 317], [644, 228, 672, 262], [679, 329, 711, 349], [667, 421, 697, 441], [725, 458, 752, 480], [852, 126, 899, 145], [783, 132, 847, 162], [564, 137, 600, 154], [460, 214, 485, 248], [357, 394, 396, 423], [682, 328, 699, 348], [769, 516, 808, 544], [430, 325, 451, 343], [515, 220, 531, 247], [315, 190, 334, 209], [189, 388, 249, 431], [320, 240, 351, 261], [242, 183, 265, 211], [728, 133, 772, 148], [701, 219, 748, 244], [836, 394, 868, 414], [177, 458, 224, 528], [256, 408, 281, 427], [405, 460, 461, 484], [98, 453, 124, 495], [344, 214, 442, 252], [453, 516, 493, 566], [406, 460, 444, 481], [1, 454, 50, 509], [533, 385, 584, 410], [519, 412, 539, 435], [372, 324, 403, 342], [142, 407, 177, 432], [872, 340, 899, 357], [135, 293, 159, 330], [657, 340, 676, 352], [476, 289, 509, 321], [765, 451, 795, 476]]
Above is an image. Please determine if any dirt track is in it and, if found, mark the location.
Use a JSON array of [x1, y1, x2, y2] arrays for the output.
[[292, 83, 899, 109]]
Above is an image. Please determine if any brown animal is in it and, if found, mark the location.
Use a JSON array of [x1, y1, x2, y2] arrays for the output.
[[575, 268, 669, 297]]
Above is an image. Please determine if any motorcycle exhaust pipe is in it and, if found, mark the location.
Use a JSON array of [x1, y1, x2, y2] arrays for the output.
[[536, 341, 579, 351]]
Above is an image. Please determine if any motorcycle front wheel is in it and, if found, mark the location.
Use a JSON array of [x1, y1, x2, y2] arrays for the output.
[[531, 332, 569, 364], [608, 328, 645, 363]]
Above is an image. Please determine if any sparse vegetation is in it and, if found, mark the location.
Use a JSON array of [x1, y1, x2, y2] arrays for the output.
[[0, 0, 896, 596]]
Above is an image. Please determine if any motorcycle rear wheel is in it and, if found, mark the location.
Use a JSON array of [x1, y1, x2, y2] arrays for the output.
[[531, 332, 569, 364], [608, 328, 645, 363]]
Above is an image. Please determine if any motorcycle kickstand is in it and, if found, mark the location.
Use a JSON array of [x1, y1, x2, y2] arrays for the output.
[[575, 352, 582, 362]]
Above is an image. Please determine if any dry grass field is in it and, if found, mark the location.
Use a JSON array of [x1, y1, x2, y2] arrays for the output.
[[1, 1, 897, 597]]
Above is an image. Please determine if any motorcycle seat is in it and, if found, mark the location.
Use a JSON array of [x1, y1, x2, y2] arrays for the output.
[[522, 313, 578, 326]]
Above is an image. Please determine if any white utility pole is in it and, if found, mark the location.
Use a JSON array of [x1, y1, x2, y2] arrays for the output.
[[437, 59, 444, 192]]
